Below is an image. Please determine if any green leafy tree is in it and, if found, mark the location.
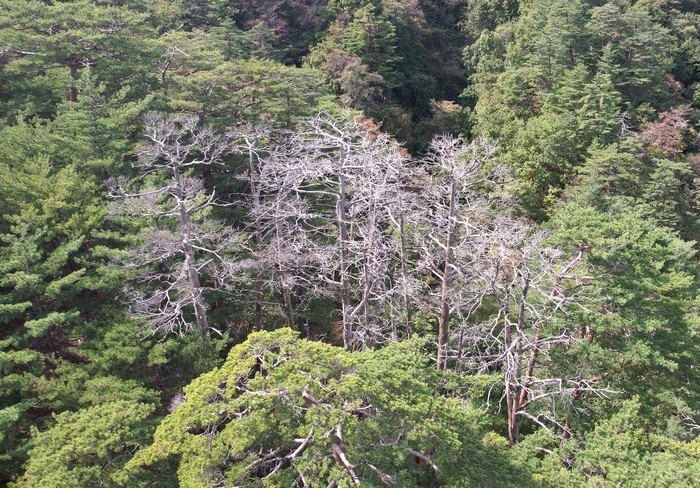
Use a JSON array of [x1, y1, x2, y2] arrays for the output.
[[217, 0, 328, 63], [510, 403, 700, 487], [340, 5, 400, 84], [576, 134, 700, 239], [169, 59, 336, 128], [151, 26, 336, 127], [0, 155, 103, 482], [466, 0, 686, 218], [548, 200, 700, 436], [14, 400, 165, 488], [0, 0, 158, 116], [310, 0, 471, 150], [587, 1, 673, 108], [529, 0, 590, 87], [462, 0, 518, 41], [504, 110, 583, 216], [306, 4, 399, 97], [463, 26, 509, 100], [0, 80, 153, 180], [126, 328, 531, 487]]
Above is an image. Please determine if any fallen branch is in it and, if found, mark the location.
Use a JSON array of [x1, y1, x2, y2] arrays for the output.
[[286, 429, 314, 460], [301, 390, 321, 407]]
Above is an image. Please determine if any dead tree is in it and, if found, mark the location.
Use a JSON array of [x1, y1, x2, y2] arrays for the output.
[[255, 113, 414, 349], [107, 113, 238, 340], [235, 126, 274, 332], [245, 142, 315, 332], [452, 217, 606, 444], [415, 135, 501, 370]]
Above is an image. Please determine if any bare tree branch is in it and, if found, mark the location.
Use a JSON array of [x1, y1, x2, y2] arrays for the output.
[[108, 113, 240, 340]]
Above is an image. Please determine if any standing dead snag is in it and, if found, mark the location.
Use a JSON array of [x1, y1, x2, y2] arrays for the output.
[[416, 135, 500, 370], [236, 127, 269, 332], [239, 127, 306, 333], [107, 113, 239, 340], [453, 218, 605, 444], [255, 113, 414, 349]]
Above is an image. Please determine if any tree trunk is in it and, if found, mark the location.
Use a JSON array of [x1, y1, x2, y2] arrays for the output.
[[506, 384, 521, 446], [394, 195, 412, 335], [172, 162, 210, 341], [337, 148, 353, 349], [275, 199, 296, 331], [507, 275, 531, 444], [437, 179, 457, 371], [519, 332, 539, 407], [359, 206, 377, 334], [68, 56, 80, 103], [280, 276, 295, 331], [248, 146, 264, 331], [502, 292, 520, 445]]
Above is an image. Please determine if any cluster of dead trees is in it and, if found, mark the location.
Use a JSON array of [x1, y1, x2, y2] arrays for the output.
[[108, 113, 607, 444]]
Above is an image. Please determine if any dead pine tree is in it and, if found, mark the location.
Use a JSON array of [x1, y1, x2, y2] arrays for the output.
[[107, 113, 239, 341], [235, 127, 270, 332], [453, 218, 609, 444], [416, 135, 500, 371], [239, 126, 306, 332], [256, 113, 413, 349]]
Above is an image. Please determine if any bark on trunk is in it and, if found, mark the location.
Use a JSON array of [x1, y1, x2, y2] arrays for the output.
[[506, 385, 521, 446], [248, 147, 264, 331], [437, 179, 457, 371], [68, 56, 80, 103], [397, 200, 412, 335], [275, 201, 296, 331], [502, 294, 519, 444], [506, 275, 530, 444], [173, 162, 210, 341], [337, 148, 353, 349], [519, 333, 540, 407]]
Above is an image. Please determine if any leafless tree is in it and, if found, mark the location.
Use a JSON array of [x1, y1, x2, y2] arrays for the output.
[[450, 217, 607, 444], [384, 170, 422, 335], [414, 135, 502, 370], [235, 126, 272, 332], [239, 126, 315, 332], [107, 113, 239, 340], [253, 113, 415, 349]]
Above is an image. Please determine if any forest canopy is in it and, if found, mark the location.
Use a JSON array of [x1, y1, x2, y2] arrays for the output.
[[1, 0, 700, 486]]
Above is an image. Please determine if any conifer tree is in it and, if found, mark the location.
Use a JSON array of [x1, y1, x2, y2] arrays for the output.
[[0, 155, 103, 482], [125, 329, 531, 487]]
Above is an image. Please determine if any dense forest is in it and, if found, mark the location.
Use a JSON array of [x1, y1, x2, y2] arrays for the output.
[[2, 0, 700, 486]]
